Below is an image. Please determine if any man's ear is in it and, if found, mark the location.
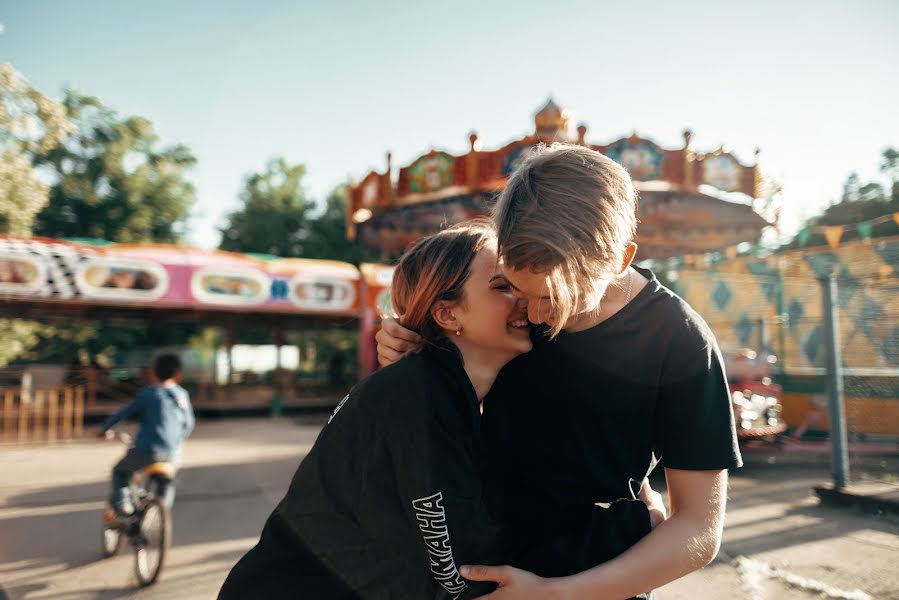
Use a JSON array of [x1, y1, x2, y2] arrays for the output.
[[620, 242, 638, 273], [431, 300, 460, 335]]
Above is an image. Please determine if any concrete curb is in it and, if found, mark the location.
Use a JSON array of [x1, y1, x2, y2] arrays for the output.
[[815, 483, 899, 515]]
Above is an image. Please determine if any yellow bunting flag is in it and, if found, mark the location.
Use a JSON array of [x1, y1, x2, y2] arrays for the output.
[[893, 212, 899, 227], [823, 226, 843, 249], [880, 264, 893, 279], [725, 246, 738, 260]]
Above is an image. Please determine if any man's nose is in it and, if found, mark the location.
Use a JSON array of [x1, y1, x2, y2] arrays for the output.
[[515, 296, 528, 308]]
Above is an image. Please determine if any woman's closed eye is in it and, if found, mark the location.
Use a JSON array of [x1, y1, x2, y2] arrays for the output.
[[489, 274, 512, 291]]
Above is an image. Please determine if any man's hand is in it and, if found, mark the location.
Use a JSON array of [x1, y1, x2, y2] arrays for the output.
[[97, 429, 114, 441], [460, 565, 558, 600], [375, 317, 423, 367], [640, 479, 668, 529]]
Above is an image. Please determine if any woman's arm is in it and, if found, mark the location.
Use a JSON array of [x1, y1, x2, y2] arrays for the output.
[[462, 468, 728, 600]]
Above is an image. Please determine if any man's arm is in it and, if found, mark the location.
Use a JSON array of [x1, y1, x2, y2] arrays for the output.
[[375, 317, 423, 366], [463, 468, 727, 600]]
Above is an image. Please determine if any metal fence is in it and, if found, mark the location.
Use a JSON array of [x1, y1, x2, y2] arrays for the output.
[[664, 236, 899, 437]]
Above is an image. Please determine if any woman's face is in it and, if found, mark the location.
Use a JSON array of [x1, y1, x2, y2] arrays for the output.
[[451, 245, 532, 361]]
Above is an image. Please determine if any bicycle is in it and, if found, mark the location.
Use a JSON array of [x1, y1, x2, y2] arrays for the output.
[[100, 430, 173, 587]]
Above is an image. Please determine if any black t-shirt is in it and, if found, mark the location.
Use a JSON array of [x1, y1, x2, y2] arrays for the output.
[[219, 349, 652, 600], [482, 265, 742, 525]]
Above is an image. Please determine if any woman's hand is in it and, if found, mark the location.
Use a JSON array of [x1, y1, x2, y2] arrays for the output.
[[460, 565, 560, 599], [375, 317, 423, 366], [639, 479, 668, 529]]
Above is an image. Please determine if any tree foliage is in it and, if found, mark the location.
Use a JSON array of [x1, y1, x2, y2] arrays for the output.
[[0, 62, 73, 236], [32, 90, 196, 243], [790, 147, 899, 247], [302, 185, 380, 265], [219, 160, 378, 264], [219, 158, 313, 256]]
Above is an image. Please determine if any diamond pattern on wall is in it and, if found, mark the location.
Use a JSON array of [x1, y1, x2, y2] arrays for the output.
[[804, 252, 840, 279], [734, 313, 755, 346], [787, 298, 805, 332], [837, 276, 857, 309], [803, 325, 824, 364], [873, 240, 899, 269], [711, 280, 733, 311], [855, 296, 885, 337], [881, 326, 899, 366]]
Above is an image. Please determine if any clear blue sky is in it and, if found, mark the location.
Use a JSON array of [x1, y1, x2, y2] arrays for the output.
[[3, 0, 898, 248]]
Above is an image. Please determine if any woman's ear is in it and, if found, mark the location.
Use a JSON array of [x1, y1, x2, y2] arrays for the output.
[[430, 300, 460, 335]]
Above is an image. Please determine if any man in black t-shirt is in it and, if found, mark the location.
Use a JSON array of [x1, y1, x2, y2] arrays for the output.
[[378, 143, 742, 599], [480, 265, 741, 531], [379, 267, 740, 599]]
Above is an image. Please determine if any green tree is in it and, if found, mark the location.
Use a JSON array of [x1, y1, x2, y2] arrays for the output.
[[303, 185, 380, 265], [790, 147, 898, 247], [219, 158, 313, 256], [0, 62, 73, 235], [32, 90, 196, 243], [0, 63, 74, 367]]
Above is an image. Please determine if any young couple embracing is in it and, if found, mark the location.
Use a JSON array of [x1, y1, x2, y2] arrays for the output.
[[219, 143, 741, 599]]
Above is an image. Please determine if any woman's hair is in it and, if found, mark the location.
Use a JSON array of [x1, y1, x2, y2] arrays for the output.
[[492, 143, 638, 337], [391, 220, 496, 352]]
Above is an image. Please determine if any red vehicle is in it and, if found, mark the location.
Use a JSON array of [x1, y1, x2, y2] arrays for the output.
[[725, 349, 787, 441]]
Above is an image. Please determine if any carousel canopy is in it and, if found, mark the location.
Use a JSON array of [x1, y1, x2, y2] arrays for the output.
[[0, 236, 362, 325], [348, 99, 772, 259]]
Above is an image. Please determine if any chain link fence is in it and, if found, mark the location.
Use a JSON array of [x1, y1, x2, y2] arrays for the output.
[[661, 236, 899, 438]]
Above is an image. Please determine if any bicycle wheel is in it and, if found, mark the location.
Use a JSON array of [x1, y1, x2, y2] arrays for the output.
[[133, 497, 170, 586], [101, 508, 124, 557]]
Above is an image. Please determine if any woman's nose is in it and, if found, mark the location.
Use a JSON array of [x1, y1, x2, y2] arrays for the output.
[[516, 296, 528, 308]]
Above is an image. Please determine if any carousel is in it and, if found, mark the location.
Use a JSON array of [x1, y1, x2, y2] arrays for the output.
[[0, 236, 362, 414], [347, 99, 773, 260]]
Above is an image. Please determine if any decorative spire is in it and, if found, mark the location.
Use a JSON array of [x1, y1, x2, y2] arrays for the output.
[[469, 131, 480, 152], [534, 98, 572, 142], [576, 123, 588, 146]]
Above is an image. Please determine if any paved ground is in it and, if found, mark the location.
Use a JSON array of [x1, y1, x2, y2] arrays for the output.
[[1, 418, 897, 600]]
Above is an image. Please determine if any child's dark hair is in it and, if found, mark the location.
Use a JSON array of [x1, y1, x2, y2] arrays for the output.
[[154, 354, 182, 381]]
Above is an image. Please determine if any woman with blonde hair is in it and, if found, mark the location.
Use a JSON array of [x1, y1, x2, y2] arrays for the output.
[[219, 220, 655, 600], [378, 144, 742, 599]]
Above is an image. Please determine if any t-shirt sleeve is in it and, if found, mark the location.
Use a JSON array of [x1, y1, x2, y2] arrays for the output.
[[655, 326, 743, 471]]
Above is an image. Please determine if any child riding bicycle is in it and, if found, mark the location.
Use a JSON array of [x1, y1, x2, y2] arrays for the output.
[[99, 354, 195, 518]]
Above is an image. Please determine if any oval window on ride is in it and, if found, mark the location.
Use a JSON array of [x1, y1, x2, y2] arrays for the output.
[[76, 259, 169, 301], [0, 253, 47, 294], [190, 267, 269, 306], [289, 277, 357, 311]]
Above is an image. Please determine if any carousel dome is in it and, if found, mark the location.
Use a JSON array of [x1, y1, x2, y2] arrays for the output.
[[534, 98, 572, 142]]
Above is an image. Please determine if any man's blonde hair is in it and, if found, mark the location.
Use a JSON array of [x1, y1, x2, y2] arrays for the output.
[[492, 143, 638, 337]]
